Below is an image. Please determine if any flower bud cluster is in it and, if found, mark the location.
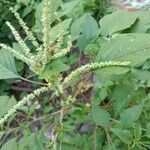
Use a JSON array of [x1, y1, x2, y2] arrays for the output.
[[65, 96, 76, 106], [0, 85, 51, 125], [6, 21, 31, 56], [9, 7, 39, 47], [42, 0, 51, 58], [0, 44, 33, 65], [51, 38, 72, 60], [63, 61, 131, 86]]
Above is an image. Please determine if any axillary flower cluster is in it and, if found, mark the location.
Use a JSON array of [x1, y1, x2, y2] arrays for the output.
[[0, 0, 131, 125], [0, 85, 50, 125]]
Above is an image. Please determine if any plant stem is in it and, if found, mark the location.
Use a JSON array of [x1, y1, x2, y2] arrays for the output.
[[93, 126, 97, 150], [20, 77, 48, 86], [104, 127, 116, 150]]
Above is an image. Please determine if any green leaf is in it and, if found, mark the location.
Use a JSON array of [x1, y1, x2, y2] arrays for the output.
[[96, 33, 150, 66], [84, 43, 99, 59], [41, 59, 70, 80], [111, 128, 133, 144], [1, 138, 18, 150], [143, 59, 150, 70], [120, 105, 143, 128], [92, 106, 110, 127], [111, 83, 134, 115], [134, 124, 142, 141], [132, 69, 150, 81], [99, 10, 137, 36], [60, 0, 80, 16], [18, 132, 45, 150], [22, 6, 33, 17], [0, 96, 17, 118], [0, 49, 19, 79], [50, 18, 72, 42], [71, 13, 100, 50], [132, 10, 150, 33]]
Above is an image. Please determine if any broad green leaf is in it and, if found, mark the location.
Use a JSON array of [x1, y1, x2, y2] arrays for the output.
[[92, 106, 110, 127], [0, 49, 19, 79], [41, 59, 70, 80], [120, 105, 143, 128], [50, 18, 72, 42], [71, 13, 100, 50], [132, 69, 150, 81], [111, 83, 134, 115], [22, 6, 33, 17], [99, 10, 137, 36], [143, 59, 150, 70], [132, 10, 150, 33], [84, 43, 99, 59], [1, 138, 18, 150], [111, 128, 133, 144], [18, 132, 45, 150], [96, 33, 150, 66], [0, 96, 17, 118], [60, 0, 80, 16]]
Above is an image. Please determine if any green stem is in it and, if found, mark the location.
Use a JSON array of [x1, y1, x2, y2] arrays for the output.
[[104, 127, 116, 150], [20, 77, 48, 86], [93, 126, 97, 150]]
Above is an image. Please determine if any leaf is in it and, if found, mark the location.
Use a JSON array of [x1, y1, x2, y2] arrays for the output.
[[0, 96, 17, 118], [132, 69, 150, 81], [71, 13, 100, 50], [41, 60, 70, 80], [134, 124, 142, 141], [84, 43, 99, 59], [18, 132, 45, 150], [143, 59, 150, 70], [92, 106, 110, 127], [1, 138, 18, 150], [132, 10, 150, 33], [50, 18, 72, 42], [99, 10, 137, 36], [0, 49, 19, 79], [60, 0, 80, 16], [111, 83, 135, 115], [120, 105, 143, 128], [111, 128, 133, 144], [96, 33, 150, 66], [22, 6, 33, 17]]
